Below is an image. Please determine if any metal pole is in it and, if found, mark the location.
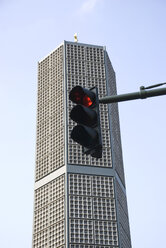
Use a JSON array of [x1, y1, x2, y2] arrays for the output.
[[99, 87, 166, 104]]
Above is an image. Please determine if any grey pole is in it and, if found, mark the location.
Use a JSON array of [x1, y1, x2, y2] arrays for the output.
[[99, 87, 166, 104]]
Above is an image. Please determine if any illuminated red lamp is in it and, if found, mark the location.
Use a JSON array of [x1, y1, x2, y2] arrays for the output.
[[69, 86, 95, 107]]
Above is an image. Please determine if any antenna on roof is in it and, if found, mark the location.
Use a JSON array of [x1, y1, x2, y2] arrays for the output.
[[74, 33, 78, 42]]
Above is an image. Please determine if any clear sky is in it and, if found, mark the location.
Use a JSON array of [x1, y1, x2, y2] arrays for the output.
[[0, 0, 165, 247]]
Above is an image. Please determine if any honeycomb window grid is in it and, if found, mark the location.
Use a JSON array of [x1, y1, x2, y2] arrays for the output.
[[33, 42, 131, 247], [69, 219, 94, 244]]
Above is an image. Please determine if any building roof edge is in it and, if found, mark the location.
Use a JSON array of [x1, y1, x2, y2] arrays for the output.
[[38, 40, 107, 63], [38, 41, 65, 63]]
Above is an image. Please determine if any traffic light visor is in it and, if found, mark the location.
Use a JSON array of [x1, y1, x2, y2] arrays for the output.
[[69, 86, 95, 107]]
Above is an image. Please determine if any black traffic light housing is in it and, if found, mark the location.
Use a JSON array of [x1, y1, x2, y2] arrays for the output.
[[69, 86, 102, 158]]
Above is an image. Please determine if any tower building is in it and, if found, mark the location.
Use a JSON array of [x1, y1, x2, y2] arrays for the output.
[[32, 41, 132, 248]]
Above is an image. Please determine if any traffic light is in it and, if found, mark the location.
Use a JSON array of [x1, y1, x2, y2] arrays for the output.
[[69, 86, 102, 158]]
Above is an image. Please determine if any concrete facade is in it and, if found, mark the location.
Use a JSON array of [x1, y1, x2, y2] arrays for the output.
[[32, 41, 132, 248]]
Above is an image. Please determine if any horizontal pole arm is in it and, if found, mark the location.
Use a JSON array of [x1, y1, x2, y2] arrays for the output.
[[99, 87, 166, 104]]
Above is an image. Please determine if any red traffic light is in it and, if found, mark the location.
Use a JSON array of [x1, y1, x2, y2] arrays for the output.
[[83, 95, 93, 107], [69, 86, 95, 107], [69, 86, 102, 159]]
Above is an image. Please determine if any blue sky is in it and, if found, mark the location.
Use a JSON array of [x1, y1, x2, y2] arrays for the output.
[[0, 0, 166, 247]]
